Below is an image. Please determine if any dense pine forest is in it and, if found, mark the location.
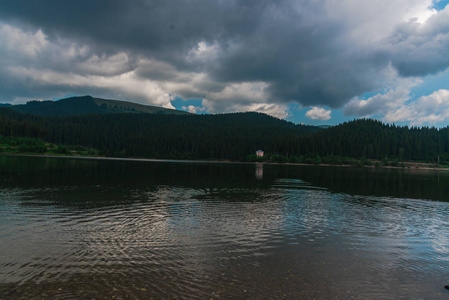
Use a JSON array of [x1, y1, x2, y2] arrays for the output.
[[1, 97, 449, 164], [300, 119, 449, 165], [0, 107, 318, 160]]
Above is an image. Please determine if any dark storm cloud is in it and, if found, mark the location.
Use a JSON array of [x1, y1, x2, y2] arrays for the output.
[[0, 0, 448, 108], [387, 11, 449, 77], [0, 0, 251, 59]]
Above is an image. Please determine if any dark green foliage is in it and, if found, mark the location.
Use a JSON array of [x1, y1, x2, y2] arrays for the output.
[[303, 154, 321, 165], [0, 135, 47, 153], [0, 108, 319, 160], [271, 154, 288, 163], [55, 145, 70, 155], [298, 119, 449, 163], [0, 134, 98, 156], [11, 96, 105, 116], [17, 143, 47, 153], [0, 108, 448, 163], [246, 154, 259, 162]]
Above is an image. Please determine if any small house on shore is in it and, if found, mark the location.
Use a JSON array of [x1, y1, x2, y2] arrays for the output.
[[256, 150, 264, 157]]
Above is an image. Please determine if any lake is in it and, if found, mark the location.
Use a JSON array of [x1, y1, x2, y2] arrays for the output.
[[1, 155, 449, 299]]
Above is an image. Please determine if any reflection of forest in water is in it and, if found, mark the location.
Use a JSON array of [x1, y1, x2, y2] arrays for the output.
[[2, 155, 449, 299], [267, 164, 449, 202], [1, 155, 448, 203]]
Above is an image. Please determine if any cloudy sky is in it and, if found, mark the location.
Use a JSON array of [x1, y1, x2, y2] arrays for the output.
[[1, 0, 449, 126]]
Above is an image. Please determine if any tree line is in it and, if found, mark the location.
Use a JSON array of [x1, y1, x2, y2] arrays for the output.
[[0, 107, 448, 163]]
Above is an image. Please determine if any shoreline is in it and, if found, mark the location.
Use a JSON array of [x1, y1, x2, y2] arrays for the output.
[[2, 152, 449, 171], [0, 153, 250, 165]]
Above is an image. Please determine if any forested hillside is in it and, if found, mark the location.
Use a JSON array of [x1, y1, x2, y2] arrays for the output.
[[0, 104, 448, 163], [0, 96, 190, 116], [301, 119, 449, 162], [0, 108, 319, 160]]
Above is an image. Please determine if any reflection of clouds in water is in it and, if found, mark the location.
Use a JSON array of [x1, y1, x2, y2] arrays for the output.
[[273, 179, 449, 276], [273, 179, 332, 242], [3, 168, 449, 299], [80, 184, 288, 280], [432, 234, 449, 260], [373, 197, 449, 263]]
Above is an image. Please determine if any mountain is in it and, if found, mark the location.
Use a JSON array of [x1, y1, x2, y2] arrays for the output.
[[0, 107, 320, 160], [2, 97, 448, 164], [0, 96, 190, 116]]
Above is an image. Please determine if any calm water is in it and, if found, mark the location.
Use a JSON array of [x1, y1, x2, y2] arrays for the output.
[[1, 155, 449, 299]]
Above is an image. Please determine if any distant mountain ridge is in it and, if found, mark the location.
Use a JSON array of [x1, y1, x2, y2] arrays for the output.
[[0, 96, 190, 116]]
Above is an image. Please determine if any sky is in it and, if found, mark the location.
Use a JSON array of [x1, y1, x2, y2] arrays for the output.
[[0, 0, 449, 127]]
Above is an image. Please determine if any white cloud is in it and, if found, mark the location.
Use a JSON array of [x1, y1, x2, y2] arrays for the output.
[[384, 5, 449, 77], [206, 82, 269, 103], [186, 41, 220, 63], [342, 71, 449, 126], [241, 103, 289, 119], [0, 22, 48, 57], [305, 107, 331, 120], [162, 101, 175, 109], [159, 72, 218, 100], [202, 99, 289, 119], [178, 81, 290, 119], [323, 0, 436, 45], [182, 105, 206, 114], [383, 89, 449, 125], [79, 52, 136, 76], [193, 81, 291, 118], [343, 71, 422, 117], [344, 86, 411, 117], [9, 67, 173, 107]]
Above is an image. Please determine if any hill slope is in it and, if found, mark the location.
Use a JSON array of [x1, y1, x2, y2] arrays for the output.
[[300, 119, 449, 163], [0, 96, 190, 116], [0, 108, 320, 160], [2, 101, 448, 163]]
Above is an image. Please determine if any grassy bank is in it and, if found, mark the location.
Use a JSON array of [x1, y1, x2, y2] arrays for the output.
[[0, 136, 100, 157]]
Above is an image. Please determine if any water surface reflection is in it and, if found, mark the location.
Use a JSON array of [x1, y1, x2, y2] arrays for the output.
[[1, 156, 449, 299]]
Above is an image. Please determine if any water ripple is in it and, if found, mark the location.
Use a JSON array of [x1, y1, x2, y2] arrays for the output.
[[1, 174, 449, 299]]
